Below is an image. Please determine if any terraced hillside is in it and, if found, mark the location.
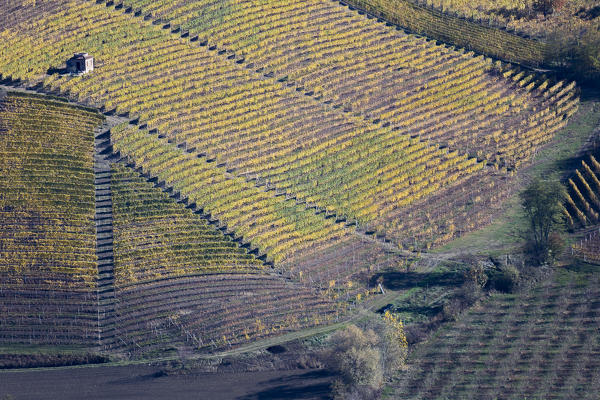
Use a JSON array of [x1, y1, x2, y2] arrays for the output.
[[0, 90, 340, 355], [0, 92, 103, 345], [393, 270, 600, 399], [105, 0, 577, 169], [108, 165, 337, 355], [0, 0, 579, 256], [110, 123, 399, 283]]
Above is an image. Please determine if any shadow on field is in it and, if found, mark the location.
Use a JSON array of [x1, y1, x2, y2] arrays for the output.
[[236, 370, 334, 400], [390, 304, 444, 317], [563, 261, 600, 274], [579, 85, 600, 102], [555, 149, 600, 178], [371, 271, 465, 290]]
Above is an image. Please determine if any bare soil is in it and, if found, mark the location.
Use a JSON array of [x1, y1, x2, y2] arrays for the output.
[[0, 365, 333, 400]]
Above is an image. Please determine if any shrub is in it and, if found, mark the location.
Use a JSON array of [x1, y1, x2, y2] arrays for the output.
[[533, 0, 566, 16], [463, 262, 488, 288], [520, 178, 566, 265], [548, 29, 600, 86], [548, 232, 566, 261], [326, 316, 408, 399], [487, 265, 520, 293], [327, 325, 383, 398], [381, 311, 408, 376], [442, 282, 482, 321]]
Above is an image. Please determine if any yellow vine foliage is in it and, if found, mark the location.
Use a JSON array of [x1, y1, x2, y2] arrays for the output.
[[383, 310, 408, 350]]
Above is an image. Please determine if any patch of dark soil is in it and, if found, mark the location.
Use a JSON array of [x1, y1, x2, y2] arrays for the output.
[[0, 353, 109, 369], [576, 6, 600, 20], [236, 370, 334, 400], [0, 366, 333, 400], [370, 271, 465, 290], [266, 345, 286, 355]]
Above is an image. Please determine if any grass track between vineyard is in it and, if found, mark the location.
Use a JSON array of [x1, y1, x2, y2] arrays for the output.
[[435, 99, 600, 256]]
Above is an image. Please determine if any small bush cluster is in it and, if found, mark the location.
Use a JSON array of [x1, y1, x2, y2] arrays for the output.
[[486, 264, 520, 293], [442, 282, 482, 321], [325, 313, 408, 399]]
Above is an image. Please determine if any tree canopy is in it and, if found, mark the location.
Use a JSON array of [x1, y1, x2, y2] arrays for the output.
[[520, 178, 566, 263]]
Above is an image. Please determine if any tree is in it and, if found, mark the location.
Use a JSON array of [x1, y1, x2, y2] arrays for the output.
[[533, 0, 566, 16], [520, 178, 566, 264], [326, 317, 408, 399], [574, 32, 600, 83], [548, 28, 600, 85], [328, 325, 383, 395]]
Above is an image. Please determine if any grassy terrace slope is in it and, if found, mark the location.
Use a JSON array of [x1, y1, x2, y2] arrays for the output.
[[392, 269, 600, 399], [0, 1, 577, 254], [0, 92, 103, 345], [109, 165, 336, 356]]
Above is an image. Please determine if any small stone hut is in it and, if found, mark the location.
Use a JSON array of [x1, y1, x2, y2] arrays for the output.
[[66, 53, 94, 74]]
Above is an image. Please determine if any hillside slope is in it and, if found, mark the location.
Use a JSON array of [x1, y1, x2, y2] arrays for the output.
[[0, 0, 578, 256], [393, 269, 600, 399], [0, 91, 340, 356], [107, 165, 337, 356], [0, 92, 103, 345]]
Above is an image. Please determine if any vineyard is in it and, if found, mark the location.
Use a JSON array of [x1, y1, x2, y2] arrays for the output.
[[111, 165, 265, 283], [572, 229, 600, 265], [392, 0, 600, 40], [344, 0, 600, 80], [108, 165, 337, 355], [565, 152, 600, 264], [563, 155, 600, 229], [392, 270, 600, 399], [345, 0, 551, 66], [0, 92, 103, 345], [0, 89, 344, 355], [0, 0, 579, 252], [110, 123, 352, 266], [0, 0, 592, 373], [96, 0, 576, 169]]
